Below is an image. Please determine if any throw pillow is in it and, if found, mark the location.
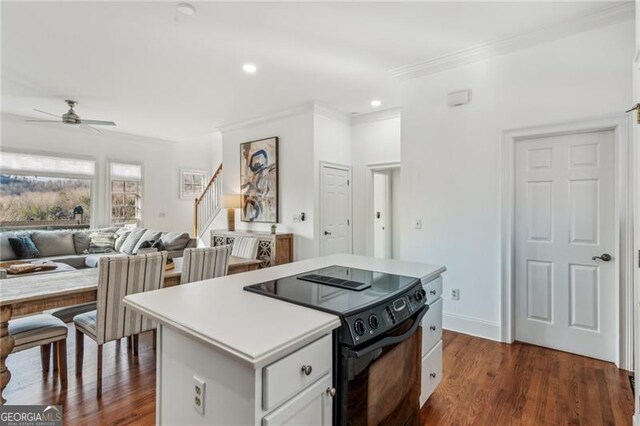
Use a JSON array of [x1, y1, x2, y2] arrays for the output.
[[160, 232, 191, 251], [151, 240, 166, 252], [31, 230, 76, 257], [89, 232, 116, 253], [73, 231, 91, 254], [119, 227, 146, 254], [133, 229, 162, 254], [0, 232, 18, 261], [114, 230, 131, 252], [8, 236, 41, 259]]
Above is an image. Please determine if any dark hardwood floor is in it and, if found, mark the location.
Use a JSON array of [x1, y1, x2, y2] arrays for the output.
[[3, 327, 634, 425]]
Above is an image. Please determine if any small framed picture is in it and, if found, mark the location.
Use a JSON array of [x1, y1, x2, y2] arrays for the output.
[[180, 169, 207, 200]]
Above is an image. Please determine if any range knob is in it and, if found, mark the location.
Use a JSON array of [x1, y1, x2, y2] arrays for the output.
[[354, 319, 366, 336], [415, 290, 424, 302], [368, 314, 379, 329]]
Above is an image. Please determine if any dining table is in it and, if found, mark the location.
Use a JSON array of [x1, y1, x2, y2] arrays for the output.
[[0, 255, 262, 405]]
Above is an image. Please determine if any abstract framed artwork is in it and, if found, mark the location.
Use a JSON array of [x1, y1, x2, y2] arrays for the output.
[[180, 169, 207, 200], [240, 137, 279, 223]]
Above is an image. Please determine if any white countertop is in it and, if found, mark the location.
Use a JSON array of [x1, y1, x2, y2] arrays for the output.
[[124, 254, 445, 369]]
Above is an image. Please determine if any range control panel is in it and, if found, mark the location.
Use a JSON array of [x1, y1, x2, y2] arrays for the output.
[[339, 281, 427, 346]]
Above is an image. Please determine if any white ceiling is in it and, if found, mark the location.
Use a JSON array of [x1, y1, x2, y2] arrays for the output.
[[1, 1, 619, 142]]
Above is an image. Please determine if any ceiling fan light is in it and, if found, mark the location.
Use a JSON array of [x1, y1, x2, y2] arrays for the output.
[[177, 3, 196, 16]]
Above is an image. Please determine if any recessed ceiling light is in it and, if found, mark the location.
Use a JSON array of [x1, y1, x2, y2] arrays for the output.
[[243, 63, 257, 74], [370, 100, 381, 107], [177, 3, 196, 16]]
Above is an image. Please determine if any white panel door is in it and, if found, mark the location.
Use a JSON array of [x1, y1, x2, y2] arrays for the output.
[[320, 165, 352, 255], [514, 130, 616, 362]]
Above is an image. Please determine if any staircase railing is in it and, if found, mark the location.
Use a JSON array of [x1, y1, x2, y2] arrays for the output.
[[193, 164, 223, 237]]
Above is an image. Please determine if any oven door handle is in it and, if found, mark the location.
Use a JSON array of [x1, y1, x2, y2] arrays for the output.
[[347, 305, 428, 359]]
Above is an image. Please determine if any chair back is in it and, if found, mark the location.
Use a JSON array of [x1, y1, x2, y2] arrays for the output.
[[180, 246, 231, 284], [96, 251, 167, 344], [231, 236, 259, 259]]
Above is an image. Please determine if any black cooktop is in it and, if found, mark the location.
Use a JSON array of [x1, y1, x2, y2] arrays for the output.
[[243, 265, 419, 316]]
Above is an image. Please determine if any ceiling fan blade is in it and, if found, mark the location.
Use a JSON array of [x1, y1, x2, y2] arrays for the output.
[[83, 124, 101, 134], [80, 119, 116, 126], [25, 119, 62, 122], [33, 109, 61, 118]]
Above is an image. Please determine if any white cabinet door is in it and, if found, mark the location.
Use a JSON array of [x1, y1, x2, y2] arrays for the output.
[[514, 130, 616, 362], [262, 375, 333, 426]]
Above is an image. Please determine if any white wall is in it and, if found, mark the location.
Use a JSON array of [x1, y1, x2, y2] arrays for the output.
[[350, 111, 401, 255], [220, 110, 316, 260], [400, 21, 634, 340], [1, 114, 218, 234], [313, 108, 352, 255]]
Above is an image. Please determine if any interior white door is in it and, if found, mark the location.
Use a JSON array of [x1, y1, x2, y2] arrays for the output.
[[321, 165, 352, 255], [514, 130, 616, 362], [373, 171, 389, 258]]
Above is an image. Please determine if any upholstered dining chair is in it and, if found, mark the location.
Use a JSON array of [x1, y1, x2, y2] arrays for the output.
[[230, 236, 259, 259], [180, 245, 232, 284], [73, 251, 167, 398], [0, 268, 68, 387]]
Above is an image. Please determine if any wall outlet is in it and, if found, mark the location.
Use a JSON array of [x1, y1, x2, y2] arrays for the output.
[[193, 375, 206, 415], [451, 289, 460, 301], [415, 219, 423, 230]]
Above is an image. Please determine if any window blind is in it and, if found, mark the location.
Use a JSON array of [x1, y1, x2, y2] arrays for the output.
[[0, 152, 95, 176], [110, 162, 142, 180]]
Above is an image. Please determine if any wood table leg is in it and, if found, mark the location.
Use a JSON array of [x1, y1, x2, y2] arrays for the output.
[[0, 305, 14, 405]]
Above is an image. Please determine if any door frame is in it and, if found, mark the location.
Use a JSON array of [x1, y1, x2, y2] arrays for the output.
[[365, 162, 401, 258], [319, 161, 353, 256], [500, 115, 633, 369]]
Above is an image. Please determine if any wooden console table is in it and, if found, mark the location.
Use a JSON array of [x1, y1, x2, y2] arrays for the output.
[[210, 230, 293, 268]]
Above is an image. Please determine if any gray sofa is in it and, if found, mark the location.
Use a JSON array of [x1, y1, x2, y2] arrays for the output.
[[0, 227, 196, 270]]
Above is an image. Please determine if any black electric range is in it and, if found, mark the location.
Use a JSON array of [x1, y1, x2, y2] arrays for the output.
[[243, 265, 427, 347]]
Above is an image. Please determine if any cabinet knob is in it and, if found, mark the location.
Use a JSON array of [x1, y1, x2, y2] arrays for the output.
[[430, 372, 437, 379], [430, 289, 437, 295], [326, 387, 337, 397], [430, 325, 437, 331], [301, 365, 313, 376]]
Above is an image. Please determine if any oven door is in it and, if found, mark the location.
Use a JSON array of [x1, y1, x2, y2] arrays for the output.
[[337, 306, 427, 426]]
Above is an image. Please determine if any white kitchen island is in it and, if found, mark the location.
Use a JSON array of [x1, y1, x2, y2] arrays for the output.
[[124, 254, 445, 425]]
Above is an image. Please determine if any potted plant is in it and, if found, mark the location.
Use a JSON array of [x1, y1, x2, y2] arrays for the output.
[[271, 224, 277, 235]]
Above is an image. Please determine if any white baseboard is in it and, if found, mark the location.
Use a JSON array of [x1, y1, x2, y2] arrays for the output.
[[442, 312, 501, 342]]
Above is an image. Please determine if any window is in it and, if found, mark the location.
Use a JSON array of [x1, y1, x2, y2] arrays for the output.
[[110, 161, 142, 226], [0, 152, 95, 230]]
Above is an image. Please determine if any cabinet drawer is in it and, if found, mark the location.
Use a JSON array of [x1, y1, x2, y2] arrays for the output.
[[420, 340, 443, 407], [421, 298, 443, 356], [262, 374, 333, 426], [423, 275, 442, 304], [263, 334, 332, 411]]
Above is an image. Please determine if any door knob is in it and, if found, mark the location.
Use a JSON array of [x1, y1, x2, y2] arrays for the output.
[[592, 253, 612, 262], [324, 231, 331, 235]]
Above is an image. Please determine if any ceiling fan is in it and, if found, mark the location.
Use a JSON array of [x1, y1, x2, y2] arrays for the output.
[[25, 100, 116, 133]]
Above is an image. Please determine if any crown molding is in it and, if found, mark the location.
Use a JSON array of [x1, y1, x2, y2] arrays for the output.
[[216, 103, 315, 134], [217, 102, 352, 133], [389, 2, 634, 81], [351, 107, 401, 126], [313, 102, 351, 125]]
